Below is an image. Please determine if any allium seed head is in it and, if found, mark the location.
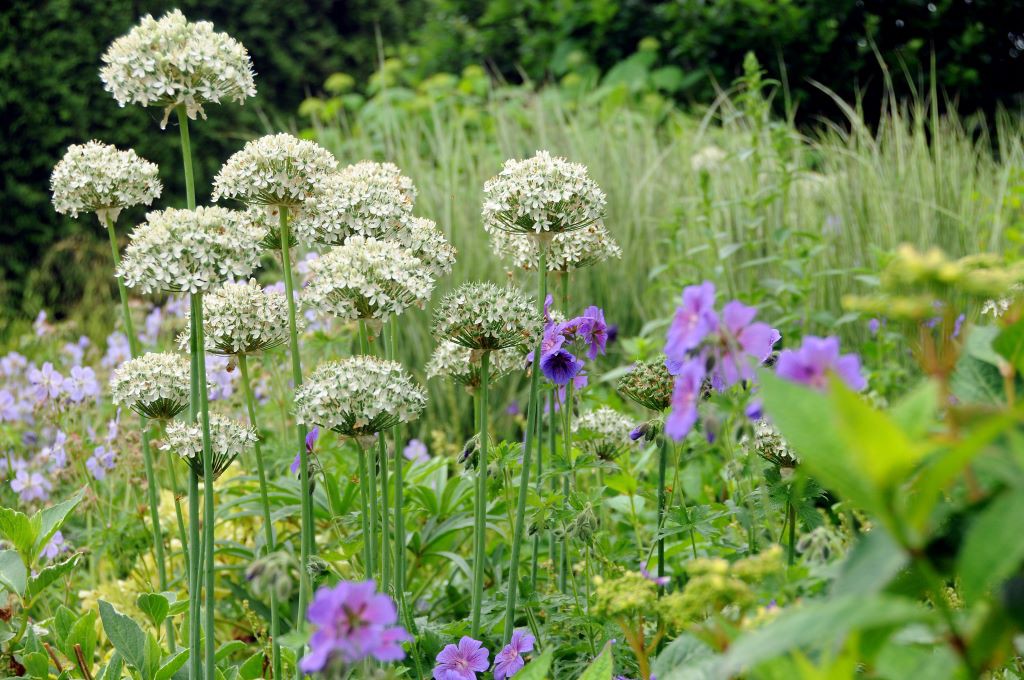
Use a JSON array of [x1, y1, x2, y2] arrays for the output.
[[617, 358, 675, 411], [109, 352, 190, 420], [432, 282, 539, 351], [213, 133, 338, 207], [51, 141, 162, 221]]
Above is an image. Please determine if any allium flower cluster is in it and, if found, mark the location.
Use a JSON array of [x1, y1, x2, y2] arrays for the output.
[[775, 336, 866, 392], [50, 141, 162, 220], [213, 133, 338, 207], [100, 10, 256, 127], [294, 161, 416, 245], [117, 207, 265, 294], [491, 222, 621, 272], [483, 150, 606, 236], [663, 281, 780, 441], [295, 357, 426, 436], [426, 340, 525, 391], [393, 217, 458, 278], [303, 236, 434, 321], [617, 358, 675, 411], [162, 413, 257, 479], [197, 279, 297, 354], [573, 406, 634, 460], [432, 282, 538, 351], [300, 580, 410, 673], [531, 303, 608, 386], [110, 353, 190, 420]]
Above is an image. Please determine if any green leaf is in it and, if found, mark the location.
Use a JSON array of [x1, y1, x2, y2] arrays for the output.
[[216, 639, 247, 661], [237, 652, 264, 680], [652, 634, 715, 678], [52, 606, 77, 658], [67, 611, 98, 675], [21, 650, 49, 678], [33, 488, 85, 562], [136, 592, 170, 630], [890, 380, 938, 440], [957, 488, 1024, 603], [0, 550, 27, 597], [831, 528, 908, 597], [27, 552, 82, 601], [993, 318, 1024, 373], [155, 647, 189, 680], [0, 506, 38, 558], [99, 600, 147, 672], [578, 641, 613, 680], [143, 633, 162, 680], [514, 649, 554, 680], [97, 651, 123, 680]]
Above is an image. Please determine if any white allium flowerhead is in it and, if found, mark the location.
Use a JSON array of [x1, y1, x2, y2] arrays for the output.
[[162, 413, 257, 479], [426, 340, 525, 391], [243, 205, 296, 251], [432, 282, 539, 351], [109, 352, 190, 420], [197, 279, 298, 355], [393, 217, 457, 278], [295, 357, 426, 436], [212, 133, 338, 207], [573, 406, 635, 460], [617, 358, 675, 412], [482, 150, 606, 236], [117, 206, 266, 294], [302, 236, 435, 322], [690, 145, 727, 173], [100, 10, 256, 128], [491, 222, 620, 272], [293, 162, 416, 246], [50, 141, 162, 221]]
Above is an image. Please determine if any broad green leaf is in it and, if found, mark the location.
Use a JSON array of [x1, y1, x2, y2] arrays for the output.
[[993, 318, 1024, 374], [890, 380, 938, 440], [238, 651, 264, 680], [99, 600, 147, 672], [515, 649, 554, 680], [578, 641, 613, 680], [216, 639, 247, 661], [67, 611, 98, 674], [652, 634, 715, 678], [34, 488, 85, 561], [137, 592, 170, 630], [0, 506, 37, 558], [0, 550, 27, 597], [27, 552, 82, 601], [957, 488, 1024, 603], [52, 605, 77, 657], [831, 528, 908, 597], [21, 650, 49, 678], [98, 651, 123, 680], [143, 632, 162, 680]]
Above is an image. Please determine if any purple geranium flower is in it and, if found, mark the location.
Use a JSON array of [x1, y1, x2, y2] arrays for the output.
[[102, 332, 132, 369], [433, 636, 490, 680], [1, 352, 27, 377], [64, 366, 100, 403], [86, 446, 116, 481], [43, 531, 67, 560], [0, 390, 20, 422], [28, 362, 64, 402], [775, 336, 866, 392], [665, 359, 705, 441], [575, 306, 608, 360], [540, 349, 584, 386], [403, 439, 430, 463], [714, 301, 780, 387], [300, 580, 410, 672], [294, 427, 320, 474], [493, 629, 536, 680], [11, 470, 51, 502], [665, 281, 718, 361], [867, 318, 881, 336], [640, 560, 670, 586]]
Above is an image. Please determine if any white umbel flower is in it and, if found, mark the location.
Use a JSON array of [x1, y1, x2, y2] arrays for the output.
[[295, 357, 426, 436], [162, 413, 257, 479], [197, 279, 298, 355], [573, 406, 634, 460], [302, 236, 435, 322], [482, 150, 606, 236], [426, 340, 525, 391], [212, 133, 338, 207], [117, 206, 265, 294], [51, 141, 162, 222], [393, 217, 457, 278], [432, 282, 538, 350], [100, 10, 256, 127], [491, 222, 620, 272], [293, 161, 416, 245], [110, 352, 190, 420]]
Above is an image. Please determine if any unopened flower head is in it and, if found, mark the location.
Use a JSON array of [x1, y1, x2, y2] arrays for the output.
[[117, 206, 265, 294], [573, 406, 634, 460], [51, 141, 162, 221], [482, 150, 606, 236], [302, 236, 435, 322], [162, 413, 256, 479], [393, 217, 457, 278], [751, 419, 799, 467], [100, 10, 256, 127], [426, 340, 525, 391], [432, 282, 538, 351], [195, 279, 298, 355], [213, 133, 338, 207], [110, 352, 190, 420], [295, 357, 426, 436], [491, 222, 620, 272], [617, 358, 675, 411], [293, 161, 416, 245]]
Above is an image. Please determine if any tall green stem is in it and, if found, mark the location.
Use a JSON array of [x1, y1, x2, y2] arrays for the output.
[[192, 292, 217, 676], [103, 215, 173, 648], [379, 433, 391, 594], [657, 438, 668, 585], [559, 381, 573, 593], [502, 241, 547, 642], [238, 354, 282, 678], [471, 350, 490, 636], [388, 319, 408, 617], [356, 441, 373, 579], [176, 107, 196, 210], [530, 392, 544, 590]]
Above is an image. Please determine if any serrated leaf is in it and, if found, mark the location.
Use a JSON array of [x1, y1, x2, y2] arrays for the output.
[[137, 592, 170, 630], [578, 641, 613, 680], [515, 649, 554, 680], [0, 550, 26, 597], [99, 600, 147, 672], [957, 488, 1024, 603], [27, 552, 81, 600]]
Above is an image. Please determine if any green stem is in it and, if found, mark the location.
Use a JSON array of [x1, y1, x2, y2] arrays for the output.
[[368, 438, 379, 583], [502, 241, 548, 642], [657, 437, 668, 585], [786, 499, 796, 566], [176, 107, 196, 210], [559, 381, 573, 593], [379, 433, 391, 595], [238, 354, 282, 678], [472, 351, 490, 636], [388, 319, 408, 619], [193, 292, 216, 675], [530, 392, 543, 590], [356, 441, 373, 579]]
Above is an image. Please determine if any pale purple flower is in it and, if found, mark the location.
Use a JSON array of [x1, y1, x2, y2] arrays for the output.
[[0, 390, 20, 422], [63, 366, 100, 403], [527, 322, 566, 365], [33, 310, 52, 337], [493, 629, 535, 680], [867, 318, 881, 336], [86, 446, 116, 481], [575, 306, 608, 360], [43, 531, 67, 560], [665, 359, 705, 441], [41, 430, 68, 470], [714, 301, 780, 387], [101, 332, 131, 369], [665, 281, 718, 361], [206, 355, 237, 401], [300, 580, 409, 672], [403, 439, 429, 463], [640, 561, 670, 586], [953, 313, 966, 339], [142, 306, 164, 345], [554, 370, 588, 410], [164, 295, 189, 318], [433, 636, 490, 680], [11, 470, 51, 502], [1, 352, 27, 377], [775, 336, 866, 392], [62, 340, 86, 366], [28, 362, 64, 402]]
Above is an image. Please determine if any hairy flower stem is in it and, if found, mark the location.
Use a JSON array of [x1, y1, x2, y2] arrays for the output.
[[238, 354, 282, 679], [502, 242, 548, 642], [192, 292, 217, 676], [471, 350, 490, 636], [103, 214, 173, 648]]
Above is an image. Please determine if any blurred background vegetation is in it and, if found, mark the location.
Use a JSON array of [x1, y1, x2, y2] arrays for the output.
[[2, 0, 1023, 337]]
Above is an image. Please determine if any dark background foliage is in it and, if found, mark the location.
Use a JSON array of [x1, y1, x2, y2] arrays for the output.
[[2, 0, 1021, 319]]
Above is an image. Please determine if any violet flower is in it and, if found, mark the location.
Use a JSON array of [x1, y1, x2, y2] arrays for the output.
[[43, 531, 66, 560], [640, 560, 670, 586], [540, 348, 584, 386], [294, 426, 320, 475], [576, 305, 608, 360], [86, 446, 116, 481], [665, 281, 718, 361], [665, 359, 705, 441], [775, 336, 866, 392], [493, 629, 536, 680], [63, 366, 100, 403], [0, 390, 20, 422], [433, 636, 490, 680], [714, 301, 780, 387], [11, 470, 51, 503], [28, 362, 64, 402], [403, 439, 430, 463]]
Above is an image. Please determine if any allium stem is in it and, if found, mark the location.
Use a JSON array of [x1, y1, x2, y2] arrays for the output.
[[379, 432, 391, 595], [530, 394, 543, 590], [368, 434, 380, 583], [471, 350, 490, 636], [786, 499, 796, 566], [176, 107, 196, 210], [387, 318, 408, 618], [103, 214, 173, 648], [193, 292, 217, 675], [356, 440, 373, 579], [502, 242, 547, 642], [238, 354, 282, 678], [559, 381, 573, 594]]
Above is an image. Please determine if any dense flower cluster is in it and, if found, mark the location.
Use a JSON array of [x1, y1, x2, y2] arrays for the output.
[[303, 236, 435, 321], [426, 341, 525, 391], [394, 217, 457, 278], [293, 161, 416, 245], [100, 10, 256, 127], [491, 222, 621, 272], [482, 150, 606, 236], [295, 357, 426, 436], [197, 279, 297, 355], [50, 141, 162, 220], [573, 406, 634, 460], [212, 133, 338, 207], [617, 358, 675, 411], [117, 207, 265, 294], [433, 282, 538, 351], [162, 413, 257, 479], [109, 352, 190, 420]]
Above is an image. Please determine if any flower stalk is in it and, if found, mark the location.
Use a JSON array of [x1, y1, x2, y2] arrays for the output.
[[471, 349, 490, 636]]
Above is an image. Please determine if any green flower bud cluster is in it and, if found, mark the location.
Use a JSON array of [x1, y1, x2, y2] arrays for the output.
[[593, 571, 658, 618]]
